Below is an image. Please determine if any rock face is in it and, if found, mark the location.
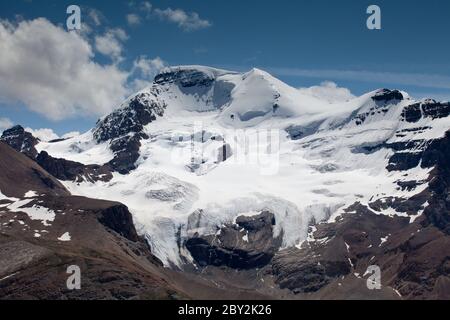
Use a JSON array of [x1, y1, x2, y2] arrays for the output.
[[154, 68, 215, 88], [107, 133, 145, 174], [0, 142, 69, 198], [0, 125, 38, 159], [36, 151, 113, 183], [386, 131, 449, 172], [402, 100, 450, 123], [94, 92, 166, 143], [422, 131, 450, 235], [371, 89, 404, 103], [92, 92, 167, 174], [186, 211, 282, 269], [96, 203, 140, 242]]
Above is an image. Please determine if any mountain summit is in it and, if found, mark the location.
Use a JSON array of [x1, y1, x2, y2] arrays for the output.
[[1, 66, 450, 299]]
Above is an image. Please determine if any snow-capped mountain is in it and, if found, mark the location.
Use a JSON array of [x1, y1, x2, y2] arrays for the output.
[[2, 65, 449, 299]]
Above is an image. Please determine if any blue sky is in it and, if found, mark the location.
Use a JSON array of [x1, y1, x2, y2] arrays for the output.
[[1, 0, 450, 135]]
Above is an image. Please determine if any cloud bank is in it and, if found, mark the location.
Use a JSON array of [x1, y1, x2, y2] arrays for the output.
[[0, 18, 164, 121], [127, 1, 211, 31], [154, 8, 211, 31], [126, 14, 141, 26], [298, 81, 355, 104], [0, 18, 131, 120], [94, 28, 128, 62], [0, 117, 13, 133]]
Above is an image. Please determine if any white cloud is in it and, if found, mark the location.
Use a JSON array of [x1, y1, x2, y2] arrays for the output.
[[0, 18, 130, 120], [78, 7, 107, 37], [87, 8, 104, 26], [141, 1, 153, 15], [25, 127, 59, 142], [0, 117, 13, 132], [126, 14, 141, 26], [130, 56, 167, 91], [127, 2, 211, 31], [24, 128, 80, 141], [298, 81, 355, 104], [95, 28, 128, 62], [62, 131, 80, 139], [132, 56, 166, 78], [154, 7, 211, 31]]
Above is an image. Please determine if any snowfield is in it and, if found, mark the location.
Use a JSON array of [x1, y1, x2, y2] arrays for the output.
[[36, 130, 114, 165], [37, 66, 449, 267]]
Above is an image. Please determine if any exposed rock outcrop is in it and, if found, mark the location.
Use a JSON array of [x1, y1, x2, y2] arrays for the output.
[[402, 100, 450, 123], [0, 142, 69, 198], [0, 125, 38, 159], [94, 92, 166, 143], [96, 203, 140, 242], [422, 131, 450, 234], [154, 68, 216, 88], [92, 92, 167, 174], [371, 89, 404, 103], [186, 211, 282, 269], [36, 151, 113, 183]]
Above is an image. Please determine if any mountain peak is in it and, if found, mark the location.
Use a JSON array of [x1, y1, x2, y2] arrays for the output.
[[2, 124, 25, 135], [371, 88, 405, 103], [1, 125, 39, 159], [246, 67, 270, 76], [154, 65, 236, 86]]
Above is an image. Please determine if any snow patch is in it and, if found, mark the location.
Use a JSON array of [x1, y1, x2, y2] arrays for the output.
[[24, 191, 38, 198], [58, 232, 71, 242], [6, 199, 56, 226]]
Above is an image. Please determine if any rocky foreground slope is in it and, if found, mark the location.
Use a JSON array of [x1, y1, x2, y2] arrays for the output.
[[1, 66, 449, 299], [0, 141, 294, 300], [0, 141, 180, 299]]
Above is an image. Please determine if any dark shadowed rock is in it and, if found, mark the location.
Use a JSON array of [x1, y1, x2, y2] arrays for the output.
[[402, 100, 450, 123], [93, 92, 166, 174], [107, 133, 145, 174], [96, 204, 139, 242], [186, 211, 282, 269], [94, 92, 166, 143], [36, 151, 113, 183], [422, 131, 450, 234], [386, 130, 450, 172], [371, 89, 404, 103], [154, 68, 215, 88], [0, 125, 38, 159]]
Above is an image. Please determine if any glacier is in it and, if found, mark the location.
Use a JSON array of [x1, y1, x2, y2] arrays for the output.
[[33, 65, 450, 267]]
